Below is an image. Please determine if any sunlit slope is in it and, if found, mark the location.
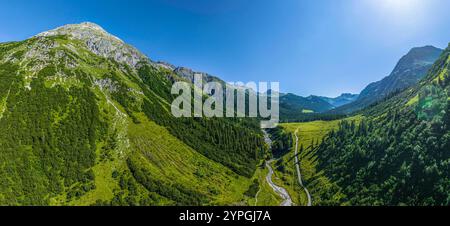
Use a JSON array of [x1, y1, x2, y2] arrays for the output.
[[315, 45, 450, 206], [0, 23, 265, 205], [271, 117, 362, 205]]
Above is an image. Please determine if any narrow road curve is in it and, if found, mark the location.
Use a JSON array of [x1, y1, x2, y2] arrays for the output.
[[294, 129, 313, 206], [262, 130, 293, 206]]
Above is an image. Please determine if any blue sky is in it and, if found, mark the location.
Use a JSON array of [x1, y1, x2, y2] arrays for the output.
[[1, 0, 450, 97]]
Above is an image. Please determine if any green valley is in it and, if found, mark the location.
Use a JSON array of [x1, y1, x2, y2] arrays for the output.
[[1, 20, 450, 208], [0, 23, 275, 206], [268, 117, 362, 205], [271, 45, 450, 206]]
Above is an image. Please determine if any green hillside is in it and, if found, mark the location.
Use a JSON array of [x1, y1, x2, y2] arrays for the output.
[[0, 23, 267, 206], [3, 21, 449, 207], [315, 45, 450, 205]]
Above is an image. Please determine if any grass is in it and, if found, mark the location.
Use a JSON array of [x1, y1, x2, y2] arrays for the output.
[[270, 160, 307, 206], [0, 87, 11, 120], [434, 55, 449, 83], [69, 112, 271, 206], [125, 112, 285, 206], [246, 162, 283, 206], [0, 96, 6, 119], [69, 158, 121, 205], [406, 95, 419, 107], [273, 116, 362, 206], [302, 109, 314, 114], [52, 89, 130, 206], [126, 113, 254, 205]]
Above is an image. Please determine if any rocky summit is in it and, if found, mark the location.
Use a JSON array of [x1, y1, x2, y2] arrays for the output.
[[35, 22, 149, 68]]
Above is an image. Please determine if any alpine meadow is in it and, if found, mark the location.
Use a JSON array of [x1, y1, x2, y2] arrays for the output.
[[1, 0, 450, 210]]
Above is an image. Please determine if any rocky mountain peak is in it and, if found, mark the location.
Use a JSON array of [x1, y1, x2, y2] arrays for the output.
[[393, 45, 443, 73], [36, 22, 122, 43], [35, 22, 149, 68]]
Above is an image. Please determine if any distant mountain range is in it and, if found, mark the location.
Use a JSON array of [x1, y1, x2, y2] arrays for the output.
[[278, 92, 359, 113], [158, 45, 443, 123], [316, 93, 360, 108], [277, 46, 443, 119], [277, 92, 358, 122], [280, 93, 334, 113], [153, 64, 359, 122]]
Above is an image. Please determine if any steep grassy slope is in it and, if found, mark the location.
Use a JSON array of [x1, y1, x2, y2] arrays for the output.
[[0, 23, 265, 206], [126, 114, 257, 205], [65, 114, 257, 206]]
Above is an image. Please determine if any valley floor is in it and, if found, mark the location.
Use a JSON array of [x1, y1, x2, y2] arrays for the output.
[[274, 116, 362, 206]]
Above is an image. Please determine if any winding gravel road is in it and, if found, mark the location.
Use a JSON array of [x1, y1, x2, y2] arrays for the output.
[[294, 129, 312, 206]]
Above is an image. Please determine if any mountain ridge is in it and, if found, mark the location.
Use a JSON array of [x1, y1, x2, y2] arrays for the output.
[[310, 93, 359, 108], [331, 45, 443, 114]]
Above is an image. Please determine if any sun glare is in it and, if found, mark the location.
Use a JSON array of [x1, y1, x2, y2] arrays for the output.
[[362, 0, 431, 30], [376, 0, 422, 16]]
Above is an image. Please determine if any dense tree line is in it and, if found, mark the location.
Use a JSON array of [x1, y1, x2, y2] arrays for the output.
[[280, 111, 347, 123], [0, 64, 106, 205], [266, 127, 293, 158]]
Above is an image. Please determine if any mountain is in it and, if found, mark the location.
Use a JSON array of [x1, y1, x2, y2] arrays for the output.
[[276, 92, 357, 122], [0, 22, 265, 205], [316, 93, 359, 108], [332, 46, 443, 114], [315, 44, 450, 205], [157, 61, 227, 85], [277, 93, 346, 122], [280, 93, 335, 113]]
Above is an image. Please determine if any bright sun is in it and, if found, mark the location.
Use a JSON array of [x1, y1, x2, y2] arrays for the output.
[[376, 0, 422, 15]]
